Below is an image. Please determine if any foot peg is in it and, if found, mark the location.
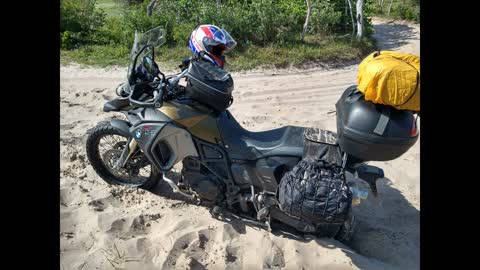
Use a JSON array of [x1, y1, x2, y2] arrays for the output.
[[256, 206, 273, 231], [162, 174, 195, 199], [257, 206, 270, 221], [210, 205, 223, 217]]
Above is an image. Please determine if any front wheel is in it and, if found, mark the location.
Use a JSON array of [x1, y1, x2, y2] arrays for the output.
[[86, 121, 161, 190]]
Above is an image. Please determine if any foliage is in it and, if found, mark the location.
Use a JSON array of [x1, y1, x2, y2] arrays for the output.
[[60, 0, 378, 68], [370, 0, 420, 22], [60, 0, 106, 49]]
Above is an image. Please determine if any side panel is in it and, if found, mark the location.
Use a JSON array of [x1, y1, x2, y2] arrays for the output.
[[151, 123, 199, 170], [130, 122, 198, 172], [126, 107, 171, 127], [230, 162, 263, 190], [254, 157, 301, 193], [231, 157, 301, 193]]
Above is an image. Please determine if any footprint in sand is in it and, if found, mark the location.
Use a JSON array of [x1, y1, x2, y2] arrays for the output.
[[60, 123, 76, 131], [225, 245, 241, 266], [108, 218, 128, 233], [88, 199, 107, 212], [268, 246, 286, 269], [130, 214, 152, 235], [251, 115, 270, 124]]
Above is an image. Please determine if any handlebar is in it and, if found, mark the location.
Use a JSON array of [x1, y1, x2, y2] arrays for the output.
[[167, 68, 189, 87], [127, 61, 189, 109], [128, 81, 164, 108]]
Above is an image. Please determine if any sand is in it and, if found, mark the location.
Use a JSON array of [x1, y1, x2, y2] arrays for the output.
[[60, 18, 420, 270]]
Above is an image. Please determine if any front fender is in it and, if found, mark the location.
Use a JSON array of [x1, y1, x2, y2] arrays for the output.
[[110, 119, 131, 138]]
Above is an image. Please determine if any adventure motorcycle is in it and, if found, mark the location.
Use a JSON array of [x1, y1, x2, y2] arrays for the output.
[[86, 27, 419, 242]]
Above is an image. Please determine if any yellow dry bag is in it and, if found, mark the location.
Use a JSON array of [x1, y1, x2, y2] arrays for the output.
[[357, 51, 420, 111]]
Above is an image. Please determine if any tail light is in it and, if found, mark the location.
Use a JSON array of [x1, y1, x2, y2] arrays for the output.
[[410, 114, 419, 137]]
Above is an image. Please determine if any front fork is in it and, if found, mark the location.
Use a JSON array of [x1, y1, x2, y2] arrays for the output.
[[114, 137, 138, 170]]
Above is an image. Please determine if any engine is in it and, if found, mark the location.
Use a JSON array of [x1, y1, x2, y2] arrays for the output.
[[181, 158, 224, 202]]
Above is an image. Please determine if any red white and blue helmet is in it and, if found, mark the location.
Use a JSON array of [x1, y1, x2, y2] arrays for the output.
[[189, 24, 237, 68]]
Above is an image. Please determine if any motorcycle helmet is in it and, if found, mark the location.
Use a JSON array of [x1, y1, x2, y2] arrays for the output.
[[188, 24, 237, 68]]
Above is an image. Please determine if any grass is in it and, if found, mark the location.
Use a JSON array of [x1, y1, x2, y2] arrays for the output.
[[61, 45, 131, 66], [373, 12, 419, 23], [96, 0, 123, 18], [60, 34, 375, 71]]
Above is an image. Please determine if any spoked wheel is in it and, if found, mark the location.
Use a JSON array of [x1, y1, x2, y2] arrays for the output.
[[86, 121, 161, 190]]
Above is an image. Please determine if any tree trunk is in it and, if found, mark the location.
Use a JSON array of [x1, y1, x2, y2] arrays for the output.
[[301, 0, 312, 41], [147, 0, 157, 17], [347, 0, 356, 36], [356, 0, 364, 40], [387, 0, 394, 16], [345, 0, 348, 33]]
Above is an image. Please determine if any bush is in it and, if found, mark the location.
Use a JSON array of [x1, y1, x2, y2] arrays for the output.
[[60, 0, 106, 47], [62, 0, 376, 50], [61, 31, 73, 50], [172, 23, 196, 46], [370, 0, 419, 22], [61, 0, 377, 69], [393, 2, 419, 22], [114, 0, 144, 6], [310, 0, 342, 34]]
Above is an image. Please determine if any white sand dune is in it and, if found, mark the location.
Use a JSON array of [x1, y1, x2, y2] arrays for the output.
[[60, 18, 420, 270]]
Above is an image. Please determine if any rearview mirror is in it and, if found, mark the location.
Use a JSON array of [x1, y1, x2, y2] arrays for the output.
[[142, 55, 160, 78], [133, 46, 160, 82]]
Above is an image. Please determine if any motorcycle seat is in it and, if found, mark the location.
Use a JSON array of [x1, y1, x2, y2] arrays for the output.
[[103, 97, 130, 112], [218, 111, 306, 160]]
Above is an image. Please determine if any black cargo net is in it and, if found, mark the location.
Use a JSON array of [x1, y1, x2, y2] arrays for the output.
[[278, 128, 352, 224]]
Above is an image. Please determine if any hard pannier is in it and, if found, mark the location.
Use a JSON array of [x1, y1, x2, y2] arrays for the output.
[[335, 85, 419, 162]]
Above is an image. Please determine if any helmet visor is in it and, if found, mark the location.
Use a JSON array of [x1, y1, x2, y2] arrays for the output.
[[203, 29, 237, 54]]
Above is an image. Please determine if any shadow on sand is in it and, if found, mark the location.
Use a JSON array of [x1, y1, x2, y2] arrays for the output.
[[346, 176, 419, 269], [373, 21, 419, 51], [145, 170, 419, 269], [150, 169, 420, 269]]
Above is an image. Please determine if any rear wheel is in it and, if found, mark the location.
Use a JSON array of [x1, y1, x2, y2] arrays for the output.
[[86, 121, 161, 190]]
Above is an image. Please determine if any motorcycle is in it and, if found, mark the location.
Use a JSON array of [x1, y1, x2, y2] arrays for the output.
[[86, 26, 419, 242]]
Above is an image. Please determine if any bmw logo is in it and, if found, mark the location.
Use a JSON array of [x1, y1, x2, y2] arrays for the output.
[[135, 129, 142, 139]]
